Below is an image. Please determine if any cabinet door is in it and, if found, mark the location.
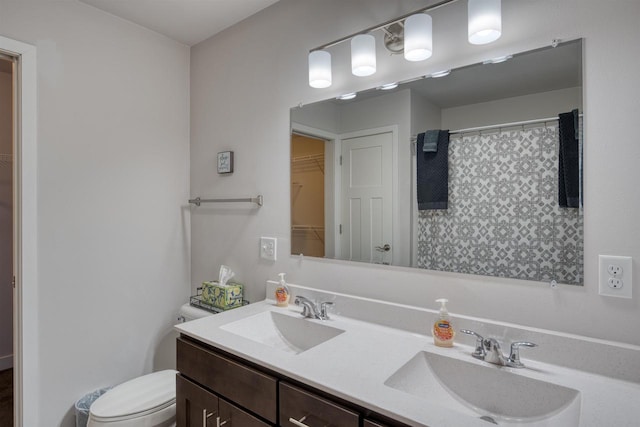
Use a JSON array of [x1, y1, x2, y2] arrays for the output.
[[364, 420, 387, 427], [218, 397, 270, 427], [177, 338, 278, 423], [279, 382, 359, 427], [176, 374, 219, 427]]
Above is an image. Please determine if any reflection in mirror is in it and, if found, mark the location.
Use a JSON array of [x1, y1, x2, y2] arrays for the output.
[[291, 40, 583, 285]]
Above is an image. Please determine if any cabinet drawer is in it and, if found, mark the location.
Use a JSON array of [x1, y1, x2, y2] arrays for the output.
[[218, 397, 270, 427], [279, 382, 359, 427], [177, 338, 277, 423], [176, 374, 219, 427]]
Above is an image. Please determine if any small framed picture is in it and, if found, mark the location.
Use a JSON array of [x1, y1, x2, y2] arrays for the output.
[[217, 151, 234, 174]]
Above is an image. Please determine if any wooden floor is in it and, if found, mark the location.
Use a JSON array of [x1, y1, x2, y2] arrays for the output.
[[0, 369, 12, 427]]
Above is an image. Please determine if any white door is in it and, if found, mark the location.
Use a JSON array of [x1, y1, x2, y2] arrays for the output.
[[341, 131, 393, 264]]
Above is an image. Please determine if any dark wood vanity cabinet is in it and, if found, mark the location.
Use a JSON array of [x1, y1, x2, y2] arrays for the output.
[[279, 382, 359, 426], [176, 336, 407, 427], [176, 374, 269, 427]]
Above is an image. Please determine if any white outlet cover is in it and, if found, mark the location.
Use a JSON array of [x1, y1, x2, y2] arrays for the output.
[[599, 255, 632, 298]]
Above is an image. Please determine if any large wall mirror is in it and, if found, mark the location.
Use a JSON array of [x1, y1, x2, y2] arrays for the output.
[[290, 39, 583, 285]]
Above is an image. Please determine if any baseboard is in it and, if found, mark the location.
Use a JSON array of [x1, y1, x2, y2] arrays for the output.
[[0, 354, 12, 371]]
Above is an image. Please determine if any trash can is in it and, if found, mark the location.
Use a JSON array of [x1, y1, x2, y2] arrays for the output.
[[75, 387, 111, 427]]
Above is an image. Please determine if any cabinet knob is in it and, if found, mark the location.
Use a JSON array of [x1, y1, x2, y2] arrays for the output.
[[289, 415, 310, 427]]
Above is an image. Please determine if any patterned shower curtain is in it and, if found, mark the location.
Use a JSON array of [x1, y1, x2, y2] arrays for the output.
[[416, 123, 583, 285]]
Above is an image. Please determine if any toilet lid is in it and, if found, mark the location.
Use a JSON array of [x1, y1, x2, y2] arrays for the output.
[[90, 370, 177, 420]]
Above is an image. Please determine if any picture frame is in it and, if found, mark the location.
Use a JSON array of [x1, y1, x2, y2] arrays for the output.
[[217, 151, 234, 174]]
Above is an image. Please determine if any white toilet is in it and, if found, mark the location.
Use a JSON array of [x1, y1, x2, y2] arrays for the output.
[[86, 304, 212, 427]]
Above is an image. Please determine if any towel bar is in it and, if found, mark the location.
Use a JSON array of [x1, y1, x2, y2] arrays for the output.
[[188, 195, 263, 207]]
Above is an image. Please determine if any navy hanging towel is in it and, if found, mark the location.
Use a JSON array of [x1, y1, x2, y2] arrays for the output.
[[417, 130, 450, 210], [558, 109, 580, 208]]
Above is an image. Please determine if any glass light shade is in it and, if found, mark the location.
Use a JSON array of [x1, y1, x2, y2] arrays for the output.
[[404, 13, 433, 61], [308, 50, 332, 88], [468, 0, 502, 45], [351, 34, 376, 77]]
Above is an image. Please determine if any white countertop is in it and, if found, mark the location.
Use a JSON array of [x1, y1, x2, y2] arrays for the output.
[[176, 296, 640, 427]]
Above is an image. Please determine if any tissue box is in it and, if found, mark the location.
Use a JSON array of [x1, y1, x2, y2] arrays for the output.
[[201, 281, 243, 310]]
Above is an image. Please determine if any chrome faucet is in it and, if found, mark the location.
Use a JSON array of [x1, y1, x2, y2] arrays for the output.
[[461, 329, 537, 368], [294, 296, 333, 320], [483, 337, 508, 366]]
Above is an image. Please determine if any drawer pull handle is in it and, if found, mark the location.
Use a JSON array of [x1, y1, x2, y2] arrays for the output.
[[216, 417, 228, 427], [289, 415, 309, 427], [202, 409, 213, 426]]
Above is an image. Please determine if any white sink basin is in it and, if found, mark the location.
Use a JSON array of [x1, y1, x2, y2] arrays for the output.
[[220, 310, 344, 354], [385, 351, 581, 426]]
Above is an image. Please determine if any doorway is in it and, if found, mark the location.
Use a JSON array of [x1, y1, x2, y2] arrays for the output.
[[0, 34, 38, 427], [340, 130, 393, 265], [0, 53, 13, 426]]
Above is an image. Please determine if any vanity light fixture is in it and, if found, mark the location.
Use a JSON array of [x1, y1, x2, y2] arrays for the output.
[[351, 34, 377, 77], [337, 92, 357, 100], [429, 69, 451, 78], [468, 0, 502, 45], [308, 0, 504, 88], [482, 54, 512, 64], [377, 82, 399, 90]]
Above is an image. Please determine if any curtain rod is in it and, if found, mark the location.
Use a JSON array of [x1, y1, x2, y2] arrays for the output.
[[188, 195, 263, 207], [411, 114, 584, 141]]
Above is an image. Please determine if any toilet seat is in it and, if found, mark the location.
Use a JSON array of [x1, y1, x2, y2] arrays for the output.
[[87, 369, 177, 426]]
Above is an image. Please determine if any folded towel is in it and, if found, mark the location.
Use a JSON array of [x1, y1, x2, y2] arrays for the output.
[[417, 130, 450, 210], [422, 130, 439, 152], [558, 109, 580, 208]]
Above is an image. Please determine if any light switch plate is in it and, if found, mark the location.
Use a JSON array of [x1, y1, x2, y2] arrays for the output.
[[260, 237, 277, 261], [599, 255, 632, 298]]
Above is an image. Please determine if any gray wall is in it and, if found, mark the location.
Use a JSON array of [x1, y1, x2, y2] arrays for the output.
[[190, 0, 640, 345], [1, 1, 191, 425]]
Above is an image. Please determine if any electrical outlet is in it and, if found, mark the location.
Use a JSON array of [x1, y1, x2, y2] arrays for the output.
[[599, 255, 632, 298], [608, 277, 623, 289], [607, 264, 623, 276], [260, 237, 277, 261]]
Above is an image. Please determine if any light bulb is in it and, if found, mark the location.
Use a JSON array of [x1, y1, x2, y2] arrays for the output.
[[468, 0, 502, 45], [404, 13, 433, 61], [308, 50, 332, 88], [351, 34, 376, 77]]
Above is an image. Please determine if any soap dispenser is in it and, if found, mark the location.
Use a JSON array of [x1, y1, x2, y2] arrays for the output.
[[433, 298, 455, 347], [275, 273, 290, 307]]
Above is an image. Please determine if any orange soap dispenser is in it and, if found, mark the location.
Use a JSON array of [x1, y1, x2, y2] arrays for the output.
[[433, 298, 455, 347], [275, 273, 290, 307]]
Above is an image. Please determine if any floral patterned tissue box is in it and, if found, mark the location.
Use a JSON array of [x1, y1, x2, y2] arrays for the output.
[[201, 281, 243, 310]]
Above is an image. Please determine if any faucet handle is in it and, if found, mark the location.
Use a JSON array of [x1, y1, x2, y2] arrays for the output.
[[460, 329, 486, 359], [319, 301, 334, 320], [294, 296, 314, 318], [507, 341, 538, 368]]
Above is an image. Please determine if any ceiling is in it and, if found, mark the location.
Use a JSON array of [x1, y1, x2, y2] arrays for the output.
[[79, 0, 280, 46], [333, 39, 582, 109]]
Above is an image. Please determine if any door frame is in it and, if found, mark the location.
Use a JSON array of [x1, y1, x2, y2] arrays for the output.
[[0, 35, 38, 427], [338, 125, 398, 264]]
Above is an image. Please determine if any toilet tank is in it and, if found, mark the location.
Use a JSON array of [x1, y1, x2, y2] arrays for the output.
[[153, 304, 214, 371]]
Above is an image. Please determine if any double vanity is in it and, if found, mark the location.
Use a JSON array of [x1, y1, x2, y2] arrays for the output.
[[175, 282, 640, 426]]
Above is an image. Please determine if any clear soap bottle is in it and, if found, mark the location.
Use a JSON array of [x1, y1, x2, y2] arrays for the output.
[[275, 273, 290, 307], [433, 298, 455, 347]]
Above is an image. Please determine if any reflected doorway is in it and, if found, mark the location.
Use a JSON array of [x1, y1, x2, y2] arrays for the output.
[[291, 134, 326, 258]]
